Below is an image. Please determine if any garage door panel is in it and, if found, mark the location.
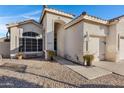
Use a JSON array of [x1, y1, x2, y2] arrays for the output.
[[89, 37, 105, 61], [120, 38, 124, 60]]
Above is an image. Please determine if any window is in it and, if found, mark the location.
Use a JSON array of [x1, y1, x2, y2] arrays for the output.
[[19, 32, 42, 52], [23, 32, 39, 37]]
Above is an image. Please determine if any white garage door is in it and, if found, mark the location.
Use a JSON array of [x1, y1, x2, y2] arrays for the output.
[[120, 38, 124, 60], [89, 37, 105, 61]]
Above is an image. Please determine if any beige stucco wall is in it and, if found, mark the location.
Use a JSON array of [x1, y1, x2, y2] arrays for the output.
[[45, 12, 73, 51], [19, 23, 42, 35], [83, 21, 109, 61], [115, 18, 124, 60], [101, 18, 124, 62], [64, 21, 84, 64], [83, 21, 108, 37], [10, 27, 20, 56], [116, 18, 124, 35], [42, 15, 47, 51], [54, 23, 65, 57], [10, 23, 42, 57], [105, 24, 118, 62], [0, 42, 10, 57], [98, 18, 124, 62]]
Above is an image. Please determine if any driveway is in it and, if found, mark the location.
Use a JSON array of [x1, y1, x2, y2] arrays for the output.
[[94, 61, 124, 76]]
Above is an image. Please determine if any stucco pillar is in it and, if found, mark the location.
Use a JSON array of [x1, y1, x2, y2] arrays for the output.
[[115, 34, 120, 62], [10, 27, 20, 58], [44, 20, 54, 60], [105, 25, 118, 62]]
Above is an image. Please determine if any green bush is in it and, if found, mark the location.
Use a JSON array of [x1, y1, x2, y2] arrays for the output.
[[47, 50, 56, 60], [83, 54, 94, 66]]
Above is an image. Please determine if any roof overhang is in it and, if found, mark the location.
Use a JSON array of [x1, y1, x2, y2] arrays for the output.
[[39, 8, 74, 24], [64, 14, 109, 29], [6, 19, 42, 28]]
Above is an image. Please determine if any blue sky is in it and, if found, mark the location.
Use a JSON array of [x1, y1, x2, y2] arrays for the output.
[[1, 5, 124, 37]]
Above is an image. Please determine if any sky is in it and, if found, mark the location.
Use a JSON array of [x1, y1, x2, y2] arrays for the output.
[[1, 5, 124, 37]]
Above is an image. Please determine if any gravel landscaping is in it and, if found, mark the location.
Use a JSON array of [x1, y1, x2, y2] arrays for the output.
[[0, 59, 124, 88], [0, 76, 42, 88], [0, 63, 27, 73]]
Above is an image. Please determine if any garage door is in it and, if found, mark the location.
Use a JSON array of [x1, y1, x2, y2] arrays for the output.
[[120, 37, 124, 60], [89, 37, 105, 61]]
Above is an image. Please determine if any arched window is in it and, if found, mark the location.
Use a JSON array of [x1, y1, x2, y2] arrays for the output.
[[19, 32, 42, 52], [23, 32, 39, 37]]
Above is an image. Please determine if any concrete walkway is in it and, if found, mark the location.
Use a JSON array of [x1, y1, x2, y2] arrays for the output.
[[94, 61, 124, 76], [54, 56, 112, 80]]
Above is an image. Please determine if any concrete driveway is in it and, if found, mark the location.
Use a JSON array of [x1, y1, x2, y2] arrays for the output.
[[94, 61, 124, 76]]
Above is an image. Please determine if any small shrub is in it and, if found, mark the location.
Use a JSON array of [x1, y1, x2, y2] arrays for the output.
[[47, 50, 56, 60], [83, 54, 94, 66], [16, 52, 23, 60]]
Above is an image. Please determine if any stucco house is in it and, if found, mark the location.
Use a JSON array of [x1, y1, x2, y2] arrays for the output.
[[40, 7, 124, 63], [6, 19, 43, 58], [1, 6, 124, 64]]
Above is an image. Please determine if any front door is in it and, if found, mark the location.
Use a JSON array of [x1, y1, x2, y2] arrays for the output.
[[54, 24, 57, 55]]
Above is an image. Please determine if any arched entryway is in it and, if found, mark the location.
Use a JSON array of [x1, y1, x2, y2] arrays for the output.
[[54, 20, 65, 57]]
